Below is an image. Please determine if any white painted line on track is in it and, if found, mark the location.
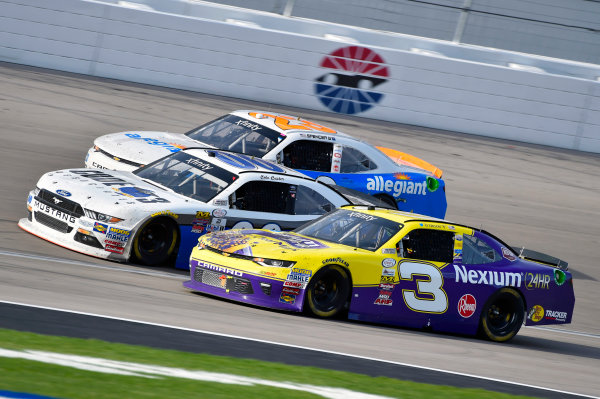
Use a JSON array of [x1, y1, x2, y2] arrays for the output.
[[527, 326, 600, 339], [0, 249, 186, 280], [0, 300, 597, 399]]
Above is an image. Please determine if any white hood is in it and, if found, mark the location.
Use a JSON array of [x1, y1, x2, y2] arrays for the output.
[[93, 131, 207, 165], [36, 169, 202, 220]]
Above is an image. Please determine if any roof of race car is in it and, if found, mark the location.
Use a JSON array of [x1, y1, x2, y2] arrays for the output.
[[182, 148, 309, 178], [342, 205, 454, 225], [230, 110, 353, 139]]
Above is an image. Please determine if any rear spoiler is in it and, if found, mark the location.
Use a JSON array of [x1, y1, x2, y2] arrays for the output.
[[511, 247, 569, 271], [376, 146, 443, 178]]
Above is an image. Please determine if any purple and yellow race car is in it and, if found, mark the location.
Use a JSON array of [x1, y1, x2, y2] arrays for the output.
[[184, 206, 575, 341]]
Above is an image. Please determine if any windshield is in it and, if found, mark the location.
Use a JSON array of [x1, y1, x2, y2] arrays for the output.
[[295, 209, 402, 251], [185, 114, 285, 157], [327, 184, 395, 209], [134, 152, 237, 202]]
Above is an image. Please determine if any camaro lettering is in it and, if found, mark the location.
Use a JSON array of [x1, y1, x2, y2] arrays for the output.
[[454, 265, 521, 287], [367, 176, 427, 197], [198, 261, 243, 277]]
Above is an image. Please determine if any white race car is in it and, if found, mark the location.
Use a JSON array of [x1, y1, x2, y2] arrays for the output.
[[86, 110, 447, 218], [20, 149, 384, 269]]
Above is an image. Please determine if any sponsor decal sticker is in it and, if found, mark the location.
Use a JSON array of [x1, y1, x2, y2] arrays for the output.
[[283, 281, 302, 288], [528, 305, 544, 322], [106, 227, 131, 243], [457, 294, 476, 318], [196, 211, 211, 219], [279, 294, 296, 304], [213, 199, 228, 206], [554, 269, 566, 286], [502, 247, 517, 261], [545, 309, 568, 322], [212, 208, 227, 217], [381, 248, 395, 254], [322, 257, 349, 268], [374, 298, 393, 306], [380, 275, 394, 283], [454, 265, 522, 287], [105, 239, 125, 254], [282, 287, 300, 296], [124, 133, 182, 153], [151, 210, 179, 219], [56, 189, 71, 197], [367, 177, 427, 197], [93, 222, 108, 234], [191, 218, 209, 234], [381, 268, 395, 277], [525, 273, 551, 290], [314, 46, 389, 115], [379, 283, 394, 290], [206, 217, 226, 233], [382, 258, 396, 268]]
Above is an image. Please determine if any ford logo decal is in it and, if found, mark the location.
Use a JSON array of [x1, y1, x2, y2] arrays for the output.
[[56, 189, 71, 197]]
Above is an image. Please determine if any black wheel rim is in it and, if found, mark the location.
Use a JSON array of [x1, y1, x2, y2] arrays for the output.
[[486, 295, 519, 336], [311, 270, 342, 312], [138, 222, 170, 257]]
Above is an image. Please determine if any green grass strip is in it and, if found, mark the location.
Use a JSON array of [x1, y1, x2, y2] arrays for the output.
[[0, 328, 535, 399]]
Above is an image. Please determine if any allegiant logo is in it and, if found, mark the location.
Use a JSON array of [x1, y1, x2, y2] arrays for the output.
[[367, 177, 427, 197], [454, 265, 522, 287]]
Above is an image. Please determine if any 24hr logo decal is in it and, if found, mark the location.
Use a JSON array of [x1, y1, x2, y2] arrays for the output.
[[315, 46, 389, 115]]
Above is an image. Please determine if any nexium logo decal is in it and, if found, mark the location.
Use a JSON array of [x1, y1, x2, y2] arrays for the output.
[[315, 46, 389, 115]]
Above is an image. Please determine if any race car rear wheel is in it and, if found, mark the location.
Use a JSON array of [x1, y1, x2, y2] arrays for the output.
[[132, 217, 179, 266], [479, 288, 525, 342], [305, 265, 350, 318]]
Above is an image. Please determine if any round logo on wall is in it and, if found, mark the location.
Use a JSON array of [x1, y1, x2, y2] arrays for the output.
[[314, 46, 389, 115]]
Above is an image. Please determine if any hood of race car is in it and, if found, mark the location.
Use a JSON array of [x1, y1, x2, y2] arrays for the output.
[[36, 168, 200, 219], [201, 229, 334, 258], [94, 131, 207, 164]]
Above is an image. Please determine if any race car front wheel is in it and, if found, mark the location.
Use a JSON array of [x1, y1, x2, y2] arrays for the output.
[[479, 288, 525, 342], [132, 218, 179, 266], [305, 265, 350, 318]]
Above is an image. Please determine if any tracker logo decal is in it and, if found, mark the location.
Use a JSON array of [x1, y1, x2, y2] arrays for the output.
[[314, 46, 389, 115]]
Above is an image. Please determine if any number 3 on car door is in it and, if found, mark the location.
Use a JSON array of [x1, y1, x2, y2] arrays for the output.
[[398, 261, 448, 313]]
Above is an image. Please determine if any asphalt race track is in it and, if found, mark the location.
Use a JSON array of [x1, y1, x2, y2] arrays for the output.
[[0, 62, 599, 397]]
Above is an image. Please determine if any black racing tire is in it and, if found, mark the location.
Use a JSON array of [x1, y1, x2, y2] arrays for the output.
[[305, 265, 350, 318], [373, 194, 397, 209], [132, 217, 179, 266], [479, 288, 525, 342]]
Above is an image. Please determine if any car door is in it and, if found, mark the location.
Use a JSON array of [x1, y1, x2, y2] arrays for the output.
[[218, 178, 337, 232], [376, 227, 455, 327]]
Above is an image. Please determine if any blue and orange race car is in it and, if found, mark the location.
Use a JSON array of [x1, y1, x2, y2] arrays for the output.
[[86, 110, 447, 218], [184, 206, 575, 341]]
